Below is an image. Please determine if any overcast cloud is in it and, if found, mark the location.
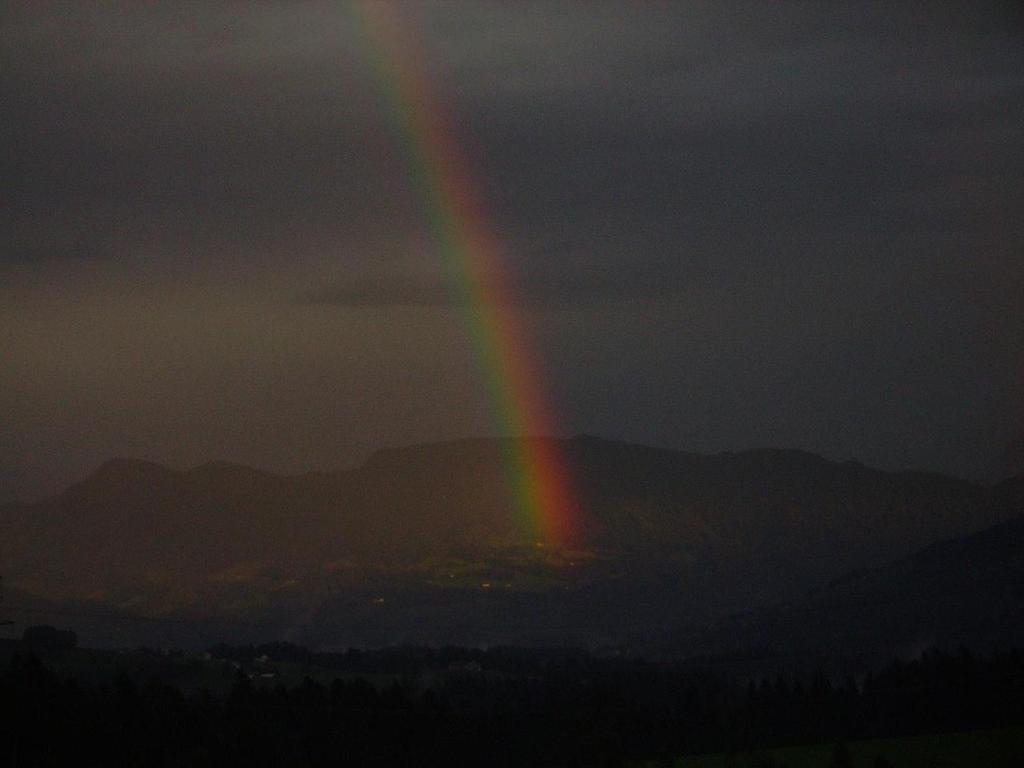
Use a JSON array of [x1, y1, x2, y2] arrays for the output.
[[1, 1, 1022, 499]]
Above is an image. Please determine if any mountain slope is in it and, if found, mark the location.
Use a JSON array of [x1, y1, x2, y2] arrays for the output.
[[0, 438, 1012, 647], [688, 476, 1024, 659]]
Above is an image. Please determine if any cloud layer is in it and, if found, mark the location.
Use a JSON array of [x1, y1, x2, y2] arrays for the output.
[[1, 1, 1022, 499]]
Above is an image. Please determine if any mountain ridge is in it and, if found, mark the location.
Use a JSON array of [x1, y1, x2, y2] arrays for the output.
[[51, 437, 1009, 504], [683, 508, 1024, 663], [1, 437, 1015, 649]]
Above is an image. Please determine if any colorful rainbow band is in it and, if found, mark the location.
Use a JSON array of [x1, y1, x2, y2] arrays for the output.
[[352, 2, 577, 545]]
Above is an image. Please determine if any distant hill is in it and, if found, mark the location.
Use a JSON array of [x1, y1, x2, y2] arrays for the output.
[[686, 476, 1024, 661], [0, 438, 1015, 648]]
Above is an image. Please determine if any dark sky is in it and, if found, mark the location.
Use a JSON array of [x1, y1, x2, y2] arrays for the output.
[[2, 1, 1022, 501]]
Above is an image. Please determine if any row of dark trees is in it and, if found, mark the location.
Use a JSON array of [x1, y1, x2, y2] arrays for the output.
[[2, 646, 1023, 767]]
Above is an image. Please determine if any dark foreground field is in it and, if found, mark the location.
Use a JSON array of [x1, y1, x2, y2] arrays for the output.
[[2, 638, 1023, 767], [676, 727, 1024, 767]]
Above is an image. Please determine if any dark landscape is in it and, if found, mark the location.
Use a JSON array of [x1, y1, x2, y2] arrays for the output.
[[2, 1, 1022, 765], [2, 439, 1022, 660], [2, 442, 1024, 764]]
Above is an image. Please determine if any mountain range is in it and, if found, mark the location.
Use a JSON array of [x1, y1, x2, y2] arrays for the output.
[[0, 437, 1019, 653], [685, 475, 1024, 661]]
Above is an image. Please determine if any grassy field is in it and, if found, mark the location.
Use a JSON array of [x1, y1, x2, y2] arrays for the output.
[[668, 726, 1024, 767]]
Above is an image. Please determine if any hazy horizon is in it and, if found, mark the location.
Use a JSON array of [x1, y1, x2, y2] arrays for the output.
[[7, 431, 1023, 507]]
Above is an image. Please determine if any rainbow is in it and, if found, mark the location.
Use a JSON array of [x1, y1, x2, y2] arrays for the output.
[[352, 2, 578, 546]]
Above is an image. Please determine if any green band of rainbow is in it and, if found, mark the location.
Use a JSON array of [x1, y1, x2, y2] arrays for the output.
[[353, 2, 577, 546]]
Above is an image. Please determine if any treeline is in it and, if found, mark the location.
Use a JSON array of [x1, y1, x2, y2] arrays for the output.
[[2, 646, 1023, 766], [209, 641, 595, 674]]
